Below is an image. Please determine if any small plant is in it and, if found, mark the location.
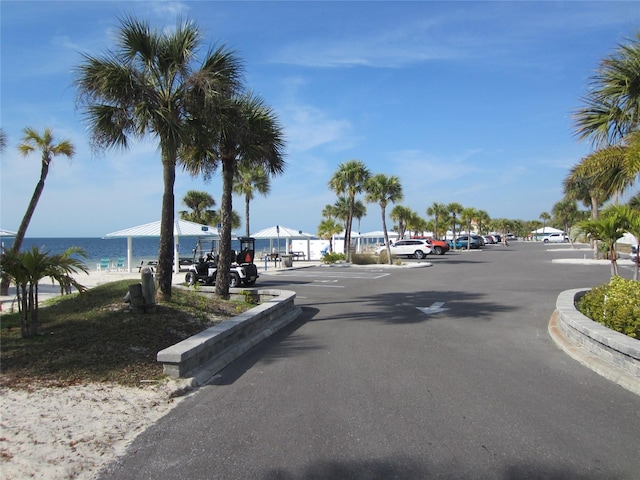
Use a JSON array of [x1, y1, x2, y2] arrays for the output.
[[321, 252, 346, 264], [351, 253, 378, 265], [577, 276, 640, 338]]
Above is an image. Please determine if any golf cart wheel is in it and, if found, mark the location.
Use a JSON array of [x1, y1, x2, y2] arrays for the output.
[[229, 273, 240, 288], [185, 272, 196, 285]]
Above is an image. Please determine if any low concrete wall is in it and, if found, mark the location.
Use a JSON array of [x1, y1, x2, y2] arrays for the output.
[[157, 288, 301, 381], [553, 289, 640, 392]]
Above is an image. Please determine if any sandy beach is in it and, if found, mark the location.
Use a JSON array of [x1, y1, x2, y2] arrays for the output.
[[0, 269, 194, 479]]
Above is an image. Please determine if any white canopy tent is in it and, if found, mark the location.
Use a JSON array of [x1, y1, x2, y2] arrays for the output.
[[0, 228, 17, 237], [105, 219, 220, 273], [251, 225, 314, 258], [531, 226, 564, 234]]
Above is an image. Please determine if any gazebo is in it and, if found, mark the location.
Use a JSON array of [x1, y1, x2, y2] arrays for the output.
[[251, 225, 314, 259], [105, 219, 220, 273]]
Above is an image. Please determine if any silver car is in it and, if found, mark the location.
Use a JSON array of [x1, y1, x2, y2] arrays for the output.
[[376, 239, 432, 259]]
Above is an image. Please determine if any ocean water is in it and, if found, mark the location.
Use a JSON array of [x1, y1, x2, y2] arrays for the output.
[[1, 237, 290, 271]]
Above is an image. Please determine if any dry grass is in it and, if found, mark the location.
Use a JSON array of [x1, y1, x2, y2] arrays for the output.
[[0, 281, 252, 388]]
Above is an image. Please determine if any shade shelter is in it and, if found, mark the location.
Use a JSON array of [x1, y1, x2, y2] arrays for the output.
[[0, 229, 17, 237], [531, 226, 563, 240], [105, 219, 220, 273], [251, 225, 314, 259]]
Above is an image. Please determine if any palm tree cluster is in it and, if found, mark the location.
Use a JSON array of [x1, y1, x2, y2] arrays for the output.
[[1, 246, 88, 337], [75, 16, 285, 299], [567, 31, 640, 259]]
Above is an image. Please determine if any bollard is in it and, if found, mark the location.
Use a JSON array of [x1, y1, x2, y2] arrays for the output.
[[264, 255, 268, 272], [141, 267, 156, 313]]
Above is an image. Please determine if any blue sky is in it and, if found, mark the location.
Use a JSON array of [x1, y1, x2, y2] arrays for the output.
[[1, 1, 639, 238]]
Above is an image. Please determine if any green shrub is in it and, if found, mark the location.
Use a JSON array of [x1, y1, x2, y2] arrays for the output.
[[576, 276, 640, 338], [321, 252, 346, 264], [351, 253, 378, 265]]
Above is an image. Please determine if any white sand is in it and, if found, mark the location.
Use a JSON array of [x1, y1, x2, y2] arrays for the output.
[[0, 270, 192, 479], [0, 380, 187, 479]]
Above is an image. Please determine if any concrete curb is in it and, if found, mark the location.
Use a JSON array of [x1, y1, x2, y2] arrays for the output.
[[159, 288, 302, 391], [548, 289, 640, 396]]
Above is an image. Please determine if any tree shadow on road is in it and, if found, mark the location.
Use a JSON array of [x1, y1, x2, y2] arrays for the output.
[[261, 454, 614, 480], [309, 289, 518, 325]]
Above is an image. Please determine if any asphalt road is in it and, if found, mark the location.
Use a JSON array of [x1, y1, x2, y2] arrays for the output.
[[99, 242, 640, 480]]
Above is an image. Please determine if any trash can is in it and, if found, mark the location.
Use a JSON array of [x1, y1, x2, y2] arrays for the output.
[[282, 254, 293, 268]]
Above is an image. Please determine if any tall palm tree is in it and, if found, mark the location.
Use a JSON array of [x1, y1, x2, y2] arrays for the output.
[[447, 202, 464, 247], [179, 190, 217, 225], [0, 127, 75, 296], [183, 92, 285, 297], [390, 205, 413, 240], [364, 174, 403, 265], [461, 207, 478, 250], [475, 209, 491, 236], [233, 163, 270, 237], [328, 160, 371, 262], [75, 16, 243, 300], [426, 202, 449, 239], [574, 31, 640, 148], [552, 198, 581, 247], [11, 128, 75, 255]]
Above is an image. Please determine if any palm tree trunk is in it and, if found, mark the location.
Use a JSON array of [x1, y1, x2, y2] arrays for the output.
[[215, 155, 235, 298], [0, 161, 50, 295], [381, 206, 392, 265], [156, 151, 176, 301], [245, 195, 250, 238]]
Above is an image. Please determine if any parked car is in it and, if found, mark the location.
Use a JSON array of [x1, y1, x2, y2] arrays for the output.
[[631, 245, 638, 264], [543, 233, 568, 243], [410, 236, 450, 255], [455, 235, 483, 249], [375, 239, 432, 259], [483, 235, 496, 244]]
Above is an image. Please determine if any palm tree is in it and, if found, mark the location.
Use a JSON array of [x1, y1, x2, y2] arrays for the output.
[[1, 246, 88, 337], [328, 160, 371, 262], [352, 199, 367, 235], [578, 207, 628, 276], [317, 218, 342, 254], [461, 207, 478, 250], [552, 198, 581, 247], [475, 209, 491, 236], [426, 202, 449, 239], [390, 205, 413, 240], [574, 32, 640, 147], [629, 192, 640, 210], [179, 190, 217, 225], [183, 92, 285, 297], [447, 202, 464, 248], [75, 16, 243, 300], [539, 212, 551, 234], [0, 127, 75, 295], [233, 163, 270, 237], [12, 127, 75, 254], [364, 174, 403, 265]]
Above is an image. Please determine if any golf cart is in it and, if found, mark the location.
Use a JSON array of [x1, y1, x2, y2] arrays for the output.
[[185, 237, 259, 288]]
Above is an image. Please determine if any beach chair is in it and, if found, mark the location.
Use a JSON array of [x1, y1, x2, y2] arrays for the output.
[[97, 258, 110, 272], [115, 257, 125, 271]]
